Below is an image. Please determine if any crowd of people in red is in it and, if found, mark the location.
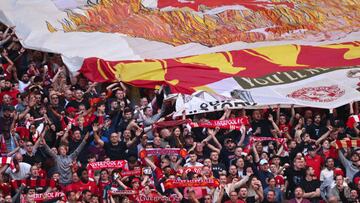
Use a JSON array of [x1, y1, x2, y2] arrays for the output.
[[1, 24, 360, 203]]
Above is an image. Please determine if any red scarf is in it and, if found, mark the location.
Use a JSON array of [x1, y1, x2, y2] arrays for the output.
[[190, 117, 249, 130], [244, 136, 287, 154], [121, 167, 142, 177], [163, 178, 219, 189], [108, 189, 138, 196], [87, 160, 128, 180], [21, 192, 65, 202], [139, 148, 187, 159], [177, 166, 203, 175], [153, 119, 191, 129]]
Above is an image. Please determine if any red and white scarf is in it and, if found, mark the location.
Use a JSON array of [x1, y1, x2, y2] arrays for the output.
[[1, 157, 16, 172], [21, 192, 66, 202]]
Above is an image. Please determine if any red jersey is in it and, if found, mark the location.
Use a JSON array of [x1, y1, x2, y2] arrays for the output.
[[322, 147, 338, 160], [98, 180, 110, 201], [305, 154, 323, 179], [73, 180, 98, 194], [279, 123, 292, 138]]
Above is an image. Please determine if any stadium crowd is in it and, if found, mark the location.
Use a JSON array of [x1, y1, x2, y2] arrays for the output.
[[1, 24, 360, 203]]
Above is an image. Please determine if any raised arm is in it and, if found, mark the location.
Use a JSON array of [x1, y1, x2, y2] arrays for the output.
[[232, 174, 249, 190], [220, 108, 231, 120], [60, 123, 72, 145], [237, 125, 246, 146], [252, 142, 260, 163], [206, 143, 221, 154], [289, 104, 296, 126], [216, 186, 225, 203], [144, 156, 157, 171], [350, 101, 354, 115], [208, 128, 222, 150], [92, 124, 104, 147], [126, 128, 142, 148], [315, 126, 331, 145], [268, 114, 280, 133], [12, 183, 26, 203], [276, 104, 281, 126], [69, 133, 89, 160], [41, 138, 57, 159], [338, 149, 351, 169]]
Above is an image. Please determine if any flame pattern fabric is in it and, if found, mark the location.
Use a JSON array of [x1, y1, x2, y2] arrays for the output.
[[47, 0, 360, 47]]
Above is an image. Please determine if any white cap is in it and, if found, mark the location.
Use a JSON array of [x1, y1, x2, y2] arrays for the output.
[[260, 159, 268, 165]]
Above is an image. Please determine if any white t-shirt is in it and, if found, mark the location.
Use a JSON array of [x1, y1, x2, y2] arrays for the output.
[[184, 162, 203, 167], [5, 162, 31, 180], [320, 168, 334, 182], [18, 81, 31, 93]]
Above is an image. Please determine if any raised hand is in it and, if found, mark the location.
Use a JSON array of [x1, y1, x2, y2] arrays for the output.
[[135, 128, 143, 137], [92, 123, 99, 132]]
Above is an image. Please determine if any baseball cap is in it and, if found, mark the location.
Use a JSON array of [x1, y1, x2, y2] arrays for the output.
[[260, 159, 268, 165]]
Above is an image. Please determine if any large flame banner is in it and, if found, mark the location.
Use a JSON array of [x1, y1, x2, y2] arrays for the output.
[[0, 0, 359, 109]]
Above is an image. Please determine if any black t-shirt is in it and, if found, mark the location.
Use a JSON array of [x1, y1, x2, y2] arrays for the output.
[[284, 167, 306, 199], [104, 141, 128, 160], [251, 119, 273, 137], [66, 99, 90, 110], [117, 119, 130, 134], [220, 148, 235, 168], [306, 123, 328, 140], [23, 152, 43, 166], [300, 179, 320, 203], [211, 163, 226, 179]]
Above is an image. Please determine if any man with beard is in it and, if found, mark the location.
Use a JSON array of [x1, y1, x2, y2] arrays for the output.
[[251, 110, 273, 138], [17, 73, 30, 93], [306, 114, 328, 140], [66, 88, 90, 110], [220, 138, 236, 169], [117, 107, 135, 134], [94, 124, 141, 160], [0, 105, 15, 152], [262, 190, 277, 203], [73, 168, 98, 194], [0, 80, 19, 106], [289, 187, 311, 203]]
